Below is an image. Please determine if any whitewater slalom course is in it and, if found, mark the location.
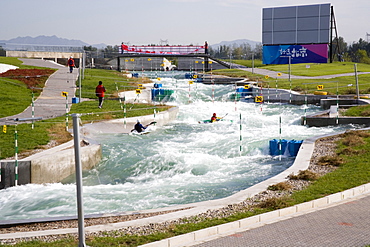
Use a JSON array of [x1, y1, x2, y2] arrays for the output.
[[1, 60, 370, 247]]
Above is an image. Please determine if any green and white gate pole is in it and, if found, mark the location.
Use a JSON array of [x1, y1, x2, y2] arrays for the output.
[[304, 87, 307, 125], [239, 113, 242, 155], [31, 92, 35, 129], [279, 116, 282, 161], [72, 114, 87, 247], [154, 107, 157, 125], [65, 94, 69, 131], [336, 81, 339, 125], [14, 125, 19, 186], [115, 83, 126, 128]]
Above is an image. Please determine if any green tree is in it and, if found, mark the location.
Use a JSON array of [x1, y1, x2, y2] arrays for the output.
[[355, 49, 370, 64], [331, 36, 348, 62], [84, 45, 98, 52], [348, 38, 370, 62], [0, 46, 5, 56]]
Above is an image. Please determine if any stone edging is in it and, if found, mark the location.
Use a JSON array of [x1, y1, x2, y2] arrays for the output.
[[140, 183, 370, 247]]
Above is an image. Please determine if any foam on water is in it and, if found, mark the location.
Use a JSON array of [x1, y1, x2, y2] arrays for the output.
[[0, 74, 353, 221]]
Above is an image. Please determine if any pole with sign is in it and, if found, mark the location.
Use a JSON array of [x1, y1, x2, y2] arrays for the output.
[[62, 91, 69, 130]]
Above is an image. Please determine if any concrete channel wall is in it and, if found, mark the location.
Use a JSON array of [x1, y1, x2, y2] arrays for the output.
[[0, 142, 102, 189], [0, 106, 179, 189], [248, 86, 370, 106]]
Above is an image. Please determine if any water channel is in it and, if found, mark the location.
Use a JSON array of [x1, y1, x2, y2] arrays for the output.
[[0, 72, 352, 221]]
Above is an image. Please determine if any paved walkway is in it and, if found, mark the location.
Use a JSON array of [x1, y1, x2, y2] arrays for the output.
[[0, 59, 78, 125], [192, 193, 370, 247]]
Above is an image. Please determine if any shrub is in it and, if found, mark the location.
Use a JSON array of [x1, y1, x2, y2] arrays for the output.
[[292, 86, 303, 92], [337, 147, 362, 156], [317, 155, 344, 167], [267, 182, 292, 191], [344, 88, 357, 94], [288, 170, 319, 181], [360, 110, 370, 116], [341, 135, 365, 147], [257, 197, 292, 210]]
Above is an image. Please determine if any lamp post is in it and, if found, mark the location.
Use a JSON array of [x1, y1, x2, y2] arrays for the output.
[[252, 53, 255, 74], [229, 52, 232, 69], [72, 114, 86, 247]]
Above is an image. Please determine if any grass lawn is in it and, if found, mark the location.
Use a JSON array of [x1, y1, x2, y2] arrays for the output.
[[0, 57, 53, 69], [0, 61, 169, 159], [262, 61, 370, 76], [224, 59, 265, 68], [80, 68, 150, 99], [0, 58, 56, 118], [343, 104, 370, 117]]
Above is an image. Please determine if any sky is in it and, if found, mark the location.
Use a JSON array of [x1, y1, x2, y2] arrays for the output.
[[1, 0, 369, 46]]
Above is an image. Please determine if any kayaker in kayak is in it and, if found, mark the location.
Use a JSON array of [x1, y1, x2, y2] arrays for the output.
[[211, 113, 218, 123], [134, 119, 147, 133]]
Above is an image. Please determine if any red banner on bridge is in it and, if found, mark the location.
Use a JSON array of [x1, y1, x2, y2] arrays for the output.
[[120, 44, 205, 55]]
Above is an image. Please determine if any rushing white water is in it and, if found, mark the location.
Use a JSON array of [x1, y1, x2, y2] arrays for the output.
[[0, 73, 352, 221]]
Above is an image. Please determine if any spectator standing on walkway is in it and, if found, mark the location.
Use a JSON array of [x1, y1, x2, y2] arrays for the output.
[[67, 56, 75, 73], [204, 41, 208, 54], [95, 81, 106, 108]]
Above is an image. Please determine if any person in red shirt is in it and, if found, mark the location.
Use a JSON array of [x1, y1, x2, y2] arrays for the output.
[[95, 81, 106, 108], [211, 113, 217, 122], [67, 56, 75, 73]]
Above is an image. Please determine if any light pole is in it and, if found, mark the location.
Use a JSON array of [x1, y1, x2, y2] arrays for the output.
[[229, 52, 232, 69], [72, 114, 86, 247], [252, 53, 255, 74]]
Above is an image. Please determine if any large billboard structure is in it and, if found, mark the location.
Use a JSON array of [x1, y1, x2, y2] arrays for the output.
[[262, 3, 333, 64]]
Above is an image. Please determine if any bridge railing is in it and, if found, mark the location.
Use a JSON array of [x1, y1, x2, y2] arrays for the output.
[[119, 45, 205, 55]]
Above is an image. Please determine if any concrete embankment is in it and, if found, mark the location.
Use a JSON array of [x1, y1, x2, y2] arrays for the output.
[[0, 140, 102, 189], [0, 107, 179, 189], [81, 106, 179, 136]]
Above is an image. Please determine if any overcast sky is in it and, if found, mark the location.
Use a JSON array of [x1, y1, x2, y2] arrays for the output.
[[1, 0, 368, 46]]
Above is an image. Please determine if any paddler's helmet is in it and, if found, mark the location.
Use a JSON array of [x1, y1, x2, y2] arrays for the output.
[[213, 113, 216, 116]]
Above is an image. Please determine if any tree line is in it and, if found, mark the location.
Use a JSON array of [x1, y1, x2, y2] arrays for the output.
[[208, 37, 370, 64], [333, 37, 370, 64], [208, 43, 263, 60]]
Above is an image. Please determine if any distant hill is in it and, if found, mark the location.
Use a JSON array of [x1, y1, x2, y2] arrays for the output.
[[0, 35, 88, 46], [210, 39, 261, 49], [0, 35, 108, 50]]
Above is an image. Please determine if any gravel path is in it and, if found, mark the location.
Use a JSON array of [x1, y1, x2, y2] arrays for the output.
[[0, 135, 340, 245]]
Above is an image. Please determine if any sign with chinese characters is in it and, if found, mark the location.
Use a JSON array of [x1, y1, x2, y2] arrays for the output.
[[263, 44, 328, 64]]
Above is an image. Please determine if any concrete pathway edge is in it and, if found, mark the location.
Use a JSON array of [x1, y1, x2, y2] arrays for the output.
[[140, 183, 370, 247]]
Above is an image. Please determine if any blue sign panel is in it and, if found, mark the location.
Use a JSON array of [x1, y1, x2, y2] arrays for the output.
[[263, 44, 328, 64]]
